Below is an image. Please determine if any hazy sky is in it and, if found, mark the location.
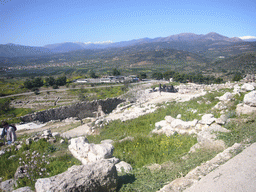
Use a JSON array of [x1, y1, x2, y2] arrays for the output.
[[1, 0, 256, 46]]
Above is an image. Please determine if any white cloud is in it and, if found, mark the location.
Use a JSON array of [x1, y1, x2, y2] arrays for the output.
[[239, 36, 256, 40]]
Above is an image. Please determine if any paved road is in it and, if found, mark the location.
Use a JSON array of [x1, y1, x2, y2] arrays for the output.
[[185, 143, 256, 192]]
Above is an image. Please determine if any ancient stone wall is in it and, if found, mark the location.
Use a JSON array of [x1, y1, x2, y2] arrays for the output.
[[20, 98, 124, 123]]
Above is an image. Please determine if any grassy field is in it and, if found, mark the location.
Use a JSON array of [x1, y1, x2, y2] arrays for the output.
[[0, 86, 255, 191]]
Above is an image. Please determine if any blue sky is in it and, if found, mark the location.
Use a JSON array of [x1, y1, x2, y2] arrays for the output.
[[1, 0, 256, 46]]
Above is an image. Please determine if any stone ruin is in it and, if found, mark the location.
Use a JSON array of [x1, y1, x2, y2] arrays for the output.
[[20, 98, 124, 123]]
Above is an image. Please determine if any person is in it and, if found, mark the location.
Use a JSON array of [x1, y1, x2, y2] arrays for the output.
[[1, 121, 17, 145], [159, 83, 162, 96]]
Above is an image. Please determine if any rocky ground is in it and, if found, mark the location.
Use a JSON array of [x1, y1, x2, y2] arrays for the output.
[[1, 79, 256, 191]]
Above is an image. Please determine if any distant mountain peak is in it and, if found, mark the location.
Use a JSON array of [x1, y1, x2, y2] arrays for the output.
[[80, 40, 113, 45], [239, 36, 256, 42]]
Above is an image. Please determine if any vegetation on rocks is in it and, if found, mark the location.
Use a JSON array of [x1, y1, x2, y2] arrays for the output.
[[0, 77, 255, 191], [0, 137, 81, 189]]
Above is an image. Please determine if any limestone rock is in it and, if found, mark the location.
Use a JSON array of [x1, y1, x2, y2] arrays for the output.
[[200, 114, 216, 125], [42, 129, 52, 137], [52, 132, 60, 137], [35, 160, 117, 192], [244, 91, 256, 107], [157, 177, 195, 192], [25, 138, 32, 145], [119, 136, 134, 143], [14, 166, 28, 180], [87, 143, 114, 162], [213, 102, 227, 110], [12, 187, 33, 192], [218, 92, 233, 101], [155, 120, 168, 129], [197, 130, 216, 144], [176, 114, 182, 119], [208, 123, 230, 133], [241, 83, 255, 91], [236, 103, 256, 115], [146, 163, 162, 172], [0, 179, 15, 192], [101, 139, 114, 145], [215, 114, 228, 125], [68, 137, 90, 164], [165, 115, 175, 123], [158, 143, 243, 192], [171, 119, 198, 129], [68, 137, 114, 165], [115, 161, 133, 173], [0, 150, 5, 156]]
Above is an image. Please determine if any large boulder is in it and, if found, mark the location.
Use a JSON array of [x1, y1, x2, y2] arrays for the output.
[[236, 103, 256, 115], [199, 114, 216, 125], [218, 92, 233, 101], [153, 116, 198, 136], [0, 179, 15, 192], [244, 91, 256, 107], [171, 119, 198, 129], [87, 143, 114, 162], [115, 161, 133, 173], [35, 160, 118, 192], [215, 114, 228, 125], [68, 137, 114, 165], [241, 83, 255, 91]]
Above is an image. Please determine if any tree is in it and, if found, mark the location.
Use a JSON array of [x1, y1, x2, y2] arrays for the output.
[[33, 77, 44, 88], [139, 72, 147, 80], [163, 71, 176, 80], [0, 98, 11, 115], [56, 76, 67, 86], [152, 72, 163, 80], [113, 68, 121, 76], [45, 77, 55, 87], [233, 72, 243, 81], [89, 70, 98, 78], [24, 79, 33, 89]]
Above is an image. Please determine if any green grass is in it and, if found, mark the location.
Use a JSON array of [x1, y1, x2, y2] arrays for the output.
[[114, 134, 197, 169], [117, 148, 221, 192], [218, 114, 256, 147], [85, 89, 246, 191], [0, 79, 27, 96], [1, 87, 251, 191], [68, 85, 127, 101], [88, 90, 223, 144], [0, 98, 33, 122], [0, 138, 81, 189]]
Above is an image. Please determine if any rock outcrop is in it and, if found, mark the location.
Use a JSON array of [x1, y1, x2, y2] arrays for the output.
[[35, 160, 118, 192], [68, 137, 114, 165], [152, 114, 230, 152], [68, 137, 132, 174], [244, 91, 256, 107], [236, 91, 256, 115]]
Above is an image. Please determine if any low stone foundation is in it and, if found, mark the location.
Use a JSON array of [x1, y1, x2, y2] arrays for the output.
[[20, 98, 124, 123]]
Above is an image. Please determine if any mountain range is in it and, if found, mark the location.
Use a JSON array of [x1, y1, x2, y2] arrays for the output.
[[0, 32, 248, 57], [1, 32, 256, 77]]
